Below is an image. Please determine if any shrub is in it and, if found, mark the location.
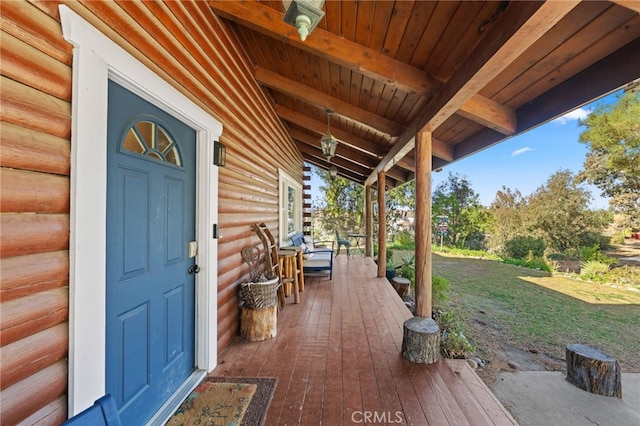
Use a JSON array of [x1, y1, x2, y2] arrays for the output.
[[392, 230, 415, 248], [579, 244, 617, 265], [433, 309, 459, 332], [434, 309, 475, 359], [399, 264, 415, 284], [578, 232, 611, 250], [547, 252, 569, 261], [607, 266, 640, 288], [502, 257, 552, 272], [432, 275, 449, 307], [611, 232, 626, 245], [504, 236, 546, 259], [441, 330, 476, 359], [397, 253, 415, 284], [580, 260, 611, 278], [463, 231, 487, 251]]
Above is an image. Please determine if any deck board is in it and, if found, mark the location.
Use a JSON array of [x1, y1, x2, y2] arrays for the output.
[[212, 256, 517, 425]]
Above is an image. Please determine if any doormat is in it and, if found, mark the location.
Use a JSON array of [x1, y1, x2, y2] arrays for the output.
[[166, 377, 276, 426]]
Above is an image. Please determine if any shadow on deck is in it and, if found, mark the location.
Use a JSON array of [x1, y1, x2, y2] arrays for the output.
[[212, 255, 517, 425]]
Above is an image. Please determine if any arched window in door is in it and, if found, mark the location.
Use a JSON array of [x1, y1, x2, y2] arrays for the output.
[[121, 119, 182, 167]]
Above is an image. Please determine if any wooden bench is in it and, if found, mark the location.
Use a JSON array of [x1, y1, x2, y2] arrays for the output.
[[285, 232, 335, 280]]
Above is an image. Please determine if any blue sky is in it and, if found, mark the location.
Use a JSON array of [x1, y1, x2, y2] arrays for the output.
[[310, 93, 617, 210]]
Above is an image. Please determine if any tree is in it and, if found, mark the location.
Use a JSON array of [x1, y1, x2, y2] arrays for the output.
[[386, 180, 416, 237], [432, 173, 489, 248], [488, 187, 527, 251], [315, 167, 363, 236], [526, 170, 609, 251], [577, 90, 640, 229]]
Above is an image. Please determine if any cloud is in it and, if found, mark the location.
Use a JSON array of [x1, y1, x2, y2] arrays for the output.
[[512, 147, 534, 157], [553, 107, 590, 124]]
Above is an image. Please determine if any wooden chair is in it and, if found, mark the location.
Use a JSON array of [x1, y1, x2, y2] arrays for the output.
[[251, 223, 285, 310], [62, 394, 121, 426]]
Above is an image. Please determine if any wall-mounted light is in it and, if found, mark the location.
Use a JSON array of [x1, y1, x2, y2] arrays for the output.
[[282, 0, 325, 42], [213, 141, 226, 167], [329, 165, 338, 179], [320, 109, 338, 161]]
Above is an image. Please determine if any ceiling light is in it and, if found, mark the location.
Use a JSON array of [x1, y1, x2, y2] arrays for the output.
[[282, 0, 325, 42], [329, 165, 338, 179], [320, 109, 338, 161]]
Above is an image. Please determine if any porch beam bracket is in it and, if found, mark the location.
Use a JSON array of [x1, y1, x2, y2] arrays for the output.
[[457, 94, 516, 136]]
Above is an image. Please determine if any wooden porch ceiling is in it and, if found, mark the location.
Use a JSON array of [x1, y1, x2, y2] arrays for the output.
[[209, 0, 640, 187]]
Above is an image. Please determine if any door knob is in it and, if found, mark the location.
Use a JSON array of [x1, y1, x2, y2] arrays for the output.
[[188, 264, 200, 274]]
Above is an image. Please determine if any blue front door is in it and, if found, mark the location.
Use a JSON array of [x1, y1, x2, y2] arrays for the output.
[[106, 81, 196, 425]]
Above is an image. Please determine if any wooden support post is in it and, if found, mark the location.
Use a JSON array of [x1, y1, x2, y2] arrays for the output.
[[566, 344, 622, 398], [377, 172, 386, 278], [414, 130, 433, 318], [365, 185, 373, 257], [402, 317, 440, 364]]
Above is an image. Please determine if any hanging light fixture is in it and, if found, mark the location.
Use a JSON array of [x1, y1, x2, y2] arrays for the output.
[[329, 165, 338, 179], [282, 0, 325, 42], [320, 109, 338, 161]]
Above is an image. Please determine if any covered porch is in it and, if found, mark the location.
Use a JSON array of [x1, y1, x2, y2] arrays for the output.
[[213, 256, 516, 425]]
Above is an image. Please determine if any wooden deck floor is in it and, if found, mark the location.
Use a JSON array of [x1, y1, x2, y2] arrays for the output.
[[212, 255, 517, 425]]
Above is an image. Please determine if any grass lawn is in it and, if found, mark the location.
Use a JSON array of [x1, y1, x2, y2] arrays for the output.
[[430, 252, 640, 376]]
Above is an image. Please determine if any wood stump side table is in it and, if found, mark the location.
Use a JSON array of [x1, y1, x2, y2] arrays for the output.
[[566, 344, 622, 398], [391, 276, 411, 297]]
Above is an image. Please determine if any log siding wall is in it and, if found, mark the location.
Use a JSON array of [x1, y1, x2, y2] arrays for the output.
[[0, 1, 303, 424]]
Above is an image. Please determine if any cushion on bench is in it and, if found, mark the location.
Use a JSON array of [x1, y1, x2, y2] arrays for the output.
[[284, 232, 334, 279]]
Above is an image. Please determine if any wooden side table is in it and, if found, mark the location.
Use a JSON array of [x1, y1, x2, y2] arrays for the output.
[[281, 246, 305, 292], [278, 250, 300, 304], [391, 276, 411, 297]]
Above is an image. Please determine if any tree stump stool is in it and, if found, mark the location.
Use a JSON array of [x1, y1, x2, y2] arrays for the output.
[[566, 344, 622, 398], [391, 276, 411, 297], [402, 317, 440, 364], [241, 305, 277, 341]]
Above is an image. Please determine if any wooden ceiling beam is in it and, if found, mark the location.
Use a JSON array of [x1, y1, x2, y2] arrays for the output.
[[208, 0, 433, 96], [610, 1, 640, 13], [211, 0, 527, 142], [303, 156, 366, 184], [256, 67, 404, 136], [276, 103, 452, 163], [457, 94, 516, 135], [275, 105, 386, 157], [212, 1, 521, 143], [365, 1, 581, 186]]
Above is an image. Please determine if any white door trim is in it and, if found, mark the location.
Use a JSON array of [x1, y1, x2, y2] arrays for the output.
[[60, 5, 220, 416]]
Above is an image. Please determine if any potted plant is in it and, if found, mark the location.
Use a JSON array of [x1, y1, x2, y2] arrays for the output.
[[385, 248, 397, 280]]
